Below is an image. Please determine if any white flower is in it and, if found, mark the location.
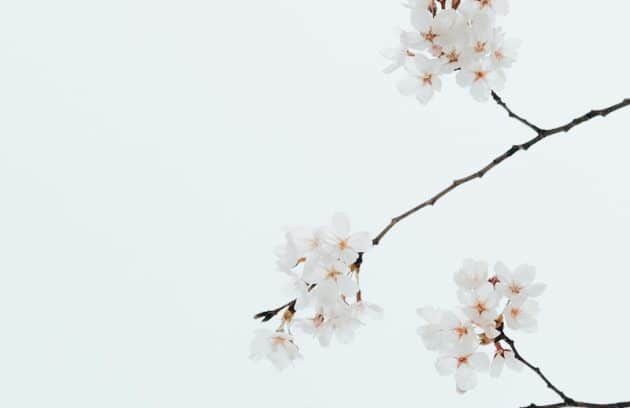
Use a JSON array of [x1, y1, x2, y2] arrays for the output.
[[456, 58, 505, 101], [471, 0, 509, 16], [495, 262, 546, 301], [489, 29, 520, 69], [467, 11, 493, 57], [398, 54, 443, 104], [382, 30, 419, 74], [417, 307, 476, 351], [249, 329, 302, 370], [458, 282, 499, 323], [296, 303, 361, 346], [435, 338, 489, 393], [304, 260, 359, 303], [351, 300, 384, 322], [274, 231, 302, 274], [490, 347, 522, 377], [505, 297, 540, 332], [454, 259, 489, 290], [409, 8, 455, 51], [382, 47, 409, 74], [325, 213, 371, 266], [283, 271, 312, 311], [437, 21, 471, 71], [290, 226, 328, 272]]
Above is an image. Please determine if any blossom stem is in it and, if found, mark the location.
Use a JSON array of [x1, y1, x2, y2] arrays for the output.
[[496, 329, 630, 408], [371, 93, 630, 246]]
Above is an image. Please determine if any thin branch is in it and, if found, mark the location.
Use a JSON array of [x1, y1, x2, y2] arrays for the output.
[[371, 93, 630, 245], [496, 329, 630, 408], [256, 93, 630, 318]]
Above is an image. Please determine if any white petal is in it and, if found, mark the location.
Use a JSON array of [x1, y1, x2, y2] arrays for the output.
[[341, 248, 359, 265], [397, 76, 419, 96], [456, 69, 474, 87], [469, 352, 490, 371], [318, 326, 334, 347], [332, 212, 351, 237], [417, 306, 442, 323], [490, 356, 505, 378], [494, 261, 510, 281], [470, 80, 491, 102], [455, 366, 477, 391], [514, 264, 536, 286], [366, 303, 384, 320], [416, 85, 435, 104], [348, 232, 371, 252], [436, 356, 457, 375], [410, 9, 433, 32], [337, 275, 359, 297]]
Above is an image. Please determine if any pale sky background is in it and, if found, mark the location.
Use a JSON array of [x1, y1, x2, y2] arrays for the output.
[[1, 1, 630, 407]]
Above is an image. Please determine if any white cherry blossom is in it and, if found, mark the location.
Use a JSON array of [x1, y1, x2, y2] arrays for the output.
[[456, 58, 505, 101], [274, 231, 302, 274], [410, 8, 456, 52], [489, 28, 520, 69], [297, 303, 362, 346], [304, 260, 359, 303], [417, 307, 476, 351], [283, 271, 312, 311], [495, 262, 546, 300], [384, 0, 518, 104], [435, 338, 490, 392], [351, 300, 384, 322], [325, 213, 371, 266], [490, 347, 522, 377], [505, 297, 540, 332], [454, 259, 489, 290], [458, 282, 499, 323], [471, 0, 509, 16], [250, 329, 302, 370], [398, 54, 444, 104]]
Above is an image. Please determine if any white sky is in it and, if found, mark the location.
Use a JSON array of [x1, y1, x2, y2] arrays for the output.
[[1, 1, 630, 407]]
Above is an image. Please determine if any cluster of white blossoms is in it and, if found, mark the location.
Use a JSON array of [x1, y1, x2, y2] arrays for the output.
[[383, 0, 520, 104], [250, 213, 383, 370], [417, 259, 545, 393]]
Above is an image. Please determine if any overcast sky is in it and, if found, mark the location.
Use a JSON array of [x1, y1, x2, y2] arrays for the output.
[[1, 1, 630, 407]]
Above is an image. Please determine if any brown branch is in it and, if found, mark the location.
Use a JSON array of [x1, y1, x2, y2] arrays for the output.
[[371, 93, 630, 246], [255, 93, 630, 318], [496, 329, 630, 408]]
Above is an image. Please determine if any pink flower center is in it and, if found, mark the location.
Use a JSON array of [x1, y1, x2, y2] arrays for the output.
[[474, 70, 487, 82]]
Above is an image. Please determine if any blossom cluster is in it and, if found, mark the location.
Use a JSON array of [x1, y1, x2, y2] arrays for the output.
[[417, 259, 545, 392], [383, 0, 520, 104], [250, 213, 383, 370]]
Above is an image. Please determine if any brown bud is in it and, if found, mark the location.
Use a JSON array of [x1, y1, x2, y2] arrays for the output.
[[479, 333, 493, 346], [282, 308, 294, 323]]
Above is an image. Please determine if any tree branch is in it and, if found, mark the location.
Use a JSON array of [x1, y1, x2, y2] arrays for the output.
[[496, 329, 630, 408], [255, 93, 630, 319], [371, 93, 630, 245]]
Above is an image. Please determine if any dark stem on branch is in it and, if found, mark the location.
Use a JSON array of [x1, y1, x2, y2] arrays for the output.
[[495, 328, 630, 408]]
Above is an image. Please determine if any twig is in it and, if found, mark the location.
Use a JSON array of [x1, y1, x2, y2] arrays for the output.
[[256, 93, 630, 318], [496, 329, 630, 408], [371, 93, 630, 245]]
